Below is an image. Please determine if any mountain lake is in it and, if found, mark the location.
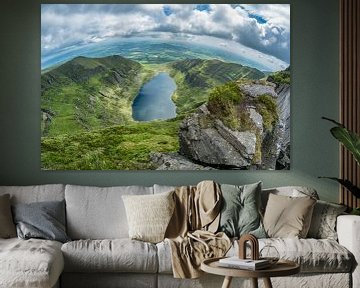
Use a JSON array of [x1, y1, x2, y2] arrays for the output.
[[132, 72, 177, 121]]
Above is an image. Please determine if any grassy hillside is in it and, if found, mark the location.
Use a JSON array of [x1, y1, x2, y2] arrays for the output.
[[167, 59, 265, 114], [41, 118, 180, 170], [41, 55, 155, 136]]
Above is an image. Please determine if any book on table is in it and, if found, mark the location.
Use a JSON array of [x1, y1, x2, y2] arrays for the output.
[[218, 257, 271, 270]]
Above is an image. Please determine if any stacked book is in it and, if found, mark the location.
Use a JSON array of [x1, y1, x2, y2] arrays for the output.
[[218, 257, 271, 270]]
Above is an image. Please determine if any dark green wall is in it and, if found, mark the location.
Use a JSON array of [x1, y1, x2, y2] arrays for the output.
[[0, 0, 340, 202]]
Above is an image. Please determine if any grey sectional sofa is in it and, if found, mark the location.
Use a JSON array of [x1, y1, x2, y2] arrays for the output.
[[0, 184, 359, 288]]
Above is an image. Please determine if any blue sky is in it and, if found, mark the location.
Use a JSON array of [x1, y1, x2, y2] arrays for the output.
[[41, 4, 290, 65]]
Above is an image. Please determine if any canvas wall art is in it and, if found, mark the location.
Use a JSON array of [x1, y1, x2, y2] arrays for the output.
[[41, 4, 290, 170]]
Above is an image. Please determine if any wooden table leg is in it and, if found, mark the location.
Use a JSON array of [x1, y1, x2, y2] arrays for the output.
[[263, 277, 273, 288], [251, 278, 258, 288], [221, 276, 233, 288]]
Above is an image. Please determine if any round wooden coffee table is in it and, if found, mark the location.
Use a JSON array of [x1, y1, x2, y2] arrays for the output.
[[201, 257, 300, 288]]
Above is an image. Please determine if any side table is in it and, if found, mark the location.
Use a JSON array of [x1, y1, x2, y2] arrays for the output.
[[201, 257, 300, 288]]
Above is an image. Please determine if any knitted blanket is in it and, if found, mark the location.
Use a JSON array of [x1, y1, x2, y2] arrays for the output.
[[165, 180, 231, 278]]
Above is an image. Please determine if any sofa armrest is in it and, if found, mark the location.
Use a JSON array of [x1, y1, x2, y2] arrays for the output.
[[337, 215, 360, 288]]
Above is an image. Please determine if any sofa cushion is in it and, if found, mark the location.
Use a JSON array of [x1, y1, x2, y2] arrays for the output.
[[158, 237, 353, 274], [261, 238, 354, 273], [156, 240, 173, 274], [0, 184, 65, 204], [263, 193, 316, 238], [65, 185, 153, 239], [0, 238, 64, 288], [307, 200, 347, 240], [234, 238, 353, 273], [61, 239, 158, 273], [261, 186, 319, 213], [218, 182, 266, 238], [12, 200, 70, 243], [122, 191, 175, 243], [156, 238, 354, 274], [0, 194, 16, 238]]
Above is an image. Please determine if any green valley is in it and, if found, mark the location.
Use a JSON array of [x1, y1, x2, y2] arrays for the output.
[[41, 55, 274, 170]]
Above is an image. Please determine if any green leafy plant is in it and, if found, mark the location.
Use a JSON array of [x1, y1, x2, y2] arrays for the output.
[[319, 117, 360, 199]]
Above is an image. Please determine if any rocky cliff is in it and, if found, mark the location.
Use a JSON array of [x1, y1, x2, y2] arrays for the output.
[[274, 83, 290, 169], [153, 72, 290, 170], [268, 67, 291, 169]]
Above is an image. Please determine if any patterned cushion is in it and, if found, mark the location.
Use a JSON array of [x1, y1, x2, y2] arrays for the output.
[[307, 200, 347, 240]]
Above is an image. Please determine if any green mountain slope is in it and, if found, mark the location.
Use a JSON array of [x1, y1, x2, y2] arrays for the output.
[[167, 59, 265, 114], [41, 55, 153, 136], [41, 118, 180, 170]]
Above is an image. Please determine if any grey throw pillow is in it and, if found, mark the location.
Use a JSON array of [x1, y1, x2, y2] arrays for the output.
[[0, 194, 17, 238], [218, 182, 266, 238], [12, 200, 70, 243], [307, 200, 347, 240]]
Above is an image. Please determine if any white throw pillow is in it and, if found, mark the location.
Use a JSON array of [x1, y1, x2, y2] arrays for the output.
[[122, 191, 175, 243]]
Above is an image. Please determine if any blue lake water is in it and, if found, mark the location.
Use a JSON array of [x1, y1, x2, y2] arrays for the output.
[[132, 72, 177, 121]]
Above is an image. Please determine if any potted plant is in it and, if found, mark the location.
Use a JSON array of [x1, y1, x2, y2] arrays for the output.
[[320, 117, 360, 215]]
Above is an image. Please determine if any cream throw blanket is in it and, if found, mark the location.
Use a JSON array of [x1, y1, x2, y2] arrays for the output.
[[165, 181, 231, 278]]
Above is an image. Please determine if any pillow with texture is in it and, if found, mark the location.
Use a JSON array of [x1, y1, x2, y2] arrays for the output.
[[307, 200, 347, 240], [263, 193, 316, 238], [0, 194, 16, 238], [122, 190, 175, 243], [218, 182, 266, 238], [12, 200, 70, 243]]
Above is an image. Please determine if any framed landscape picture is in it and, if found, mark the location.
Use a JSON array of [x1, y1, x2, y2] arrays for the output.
[[41, 4, 290, 170]]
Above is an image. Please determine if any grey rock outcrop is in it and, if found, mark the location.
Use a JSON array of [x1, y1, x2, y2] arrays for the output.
[[275, 83, 290, 169], [178, 105, 258, 168], [249, 108, 263, 133], [214, 120, 256, 161], [176, 77, 290, 170], [240, 82, 277, 98]]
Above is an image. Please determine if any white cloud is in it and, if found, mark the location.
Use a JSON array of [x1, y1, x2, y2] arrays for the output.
[[41, 4, 290, 63]]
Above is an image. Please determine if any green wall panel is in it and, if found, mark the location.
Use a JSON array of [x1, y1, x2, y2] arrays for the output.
[[0, 0, 340, 203]]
